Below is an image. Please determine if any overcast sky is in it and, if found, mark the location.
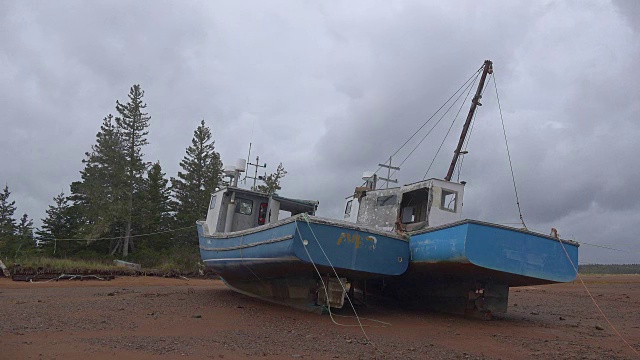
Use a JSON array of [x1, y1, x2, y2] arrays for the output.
[[1, 1, 639, 263]]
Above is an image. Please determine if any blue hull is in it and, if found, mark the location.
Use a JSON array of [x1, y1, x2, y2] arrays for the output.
[[197, 217, 409, 281], [408, 220, 579, 285]]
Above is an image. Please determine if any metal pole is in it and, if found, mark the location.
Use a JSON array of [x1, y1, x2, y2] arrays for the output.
[[253, 156, 259, 189], [386, 157, 391, 189], [445, 60, 493, 181]]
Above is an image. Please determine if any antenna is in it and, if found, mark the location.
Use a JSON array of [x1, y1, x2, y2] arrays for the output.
[[378, 157, 399, 189], [246, 156, 267, 190]]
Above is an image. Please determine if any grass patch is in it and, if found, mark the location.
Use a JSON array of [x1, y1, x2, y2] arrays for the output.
[[14, 257, 123, 272], [7, 249, 207, 276]]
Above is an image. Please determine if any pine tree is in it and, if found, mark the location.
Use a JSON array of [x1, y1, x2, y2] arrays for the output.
[[138, 162, 173, 250], [14, 213, 35, 256], [36, 192, 77, 256], [0, 186, 35, 258], [70, 114, 128, 255], [115, 84, 151, 257], [0, 185, 16, 238], [256, 163, 287, 195], [16, 214, 33, 237], [0, 185, 17, 257], [171, 120, 222, 244]]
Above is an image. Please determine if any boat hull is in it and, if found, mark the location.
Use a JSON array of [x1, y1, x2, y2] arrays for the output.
[[407, 220, 578, 285], [197, 216, 409, 308], [382, 220, 579, 315]]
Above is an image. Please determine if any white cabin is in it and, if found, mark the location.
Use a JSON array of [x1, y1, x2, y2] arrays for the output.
[[203, 186, 318, 235], [343, 178, 464, 233]]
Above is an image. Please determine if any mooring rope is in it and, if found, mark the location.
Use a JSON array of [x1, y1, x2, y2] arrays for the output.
[[295, 215, 388, 356], [556, 237, 640, 356]]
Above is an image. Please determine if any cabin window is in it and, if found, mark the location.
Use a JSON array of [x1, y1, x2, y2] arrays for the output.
[[345, 200, 353, 215], [401, 207, 415, 223], [440, 189, 457, 212], [209, 195, 217, 210], [376, 195, 397, 207], [235, 198, 253, 215], [400, 188, 429, 224]]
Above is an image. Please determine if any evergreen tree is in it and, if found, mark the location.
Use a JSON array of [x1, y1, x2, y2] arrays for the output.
[[70, 114, 128, 255], [0, 185, 16, 238], [138, 162, 173, 250], [16, 214, 33, 238], [0, 185, 17, 257], [0, 186, 34, 258], [14, 213, 35, 256], [36, 192, 77, 256], [256, 163, 287, 195], [171, 120, 222, 244], [115, 84, 151, 256]]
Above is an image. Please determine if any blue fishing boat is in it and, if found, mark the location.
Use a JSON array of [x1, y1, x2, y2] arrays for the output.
[[197, 177, 409, 309], [339, 60, 579, 316], [409, 220, 578, 285]]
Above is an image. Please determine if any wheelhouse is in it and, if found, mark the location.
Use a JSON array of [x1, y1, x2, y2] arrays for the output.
[[203, 187, 318, 235], [343, 178, 465, 233]]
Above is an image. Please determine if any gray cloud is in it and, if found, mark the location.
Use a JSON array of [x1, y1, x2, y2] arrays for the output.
[[1, 1, 638, 264]]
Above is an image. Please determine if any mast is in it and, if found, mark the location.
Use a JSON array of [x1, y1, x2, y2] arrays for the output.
[[444, 60, 493, 182]]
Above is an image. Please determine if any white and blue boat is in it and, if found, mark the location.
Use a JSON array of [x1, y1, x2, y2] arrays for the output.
[[342, 177, 578, 316], [338, 60, 579, 316], [197, 181, 409, 309]]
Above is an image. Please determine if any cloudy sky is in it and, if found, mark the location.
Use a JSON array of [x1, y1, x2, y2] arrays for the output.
[[1, 0, 639, 263]]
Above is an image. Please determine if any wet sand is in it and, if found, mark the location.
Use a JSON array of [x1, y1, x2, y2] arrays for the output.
[[1, 275, 639, 359]]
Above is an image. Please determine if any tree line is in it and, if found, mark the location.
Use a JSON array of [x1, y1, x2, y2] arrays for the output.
[[578, 264, 640, 275], [0, 84, 285, 267]]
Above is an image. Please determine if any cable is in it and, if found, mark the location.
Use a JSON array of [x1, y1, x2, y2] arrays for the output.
[[455, 109, 477, 182], [295, 215, 387, 355], [493, 74, 527, 229], [361, 66, 484, 187], [34, 226, 194, 242], [423, 72, 488, 180], [576, 241, 640, 256], [387, 71, 481, 181], [455, 71, 494, 181], [506, 226, 640, 256], [557, 237, 640, 356]]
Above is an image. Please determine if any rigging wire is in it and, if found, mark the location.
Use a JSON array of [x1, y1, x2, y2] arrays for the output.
[[386, 71, 482, 180], [455, 71, 495, 182], [455, 103, 479, 182], [363, 66, 484, 184], [422, 73, 491, 180], [454, 111, 476, 182], [493, 74, 527, 229]]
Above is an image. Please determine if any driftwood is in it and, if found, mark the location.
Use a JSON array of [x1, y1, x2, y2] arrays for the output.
[[113, 259, 141, 271]]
